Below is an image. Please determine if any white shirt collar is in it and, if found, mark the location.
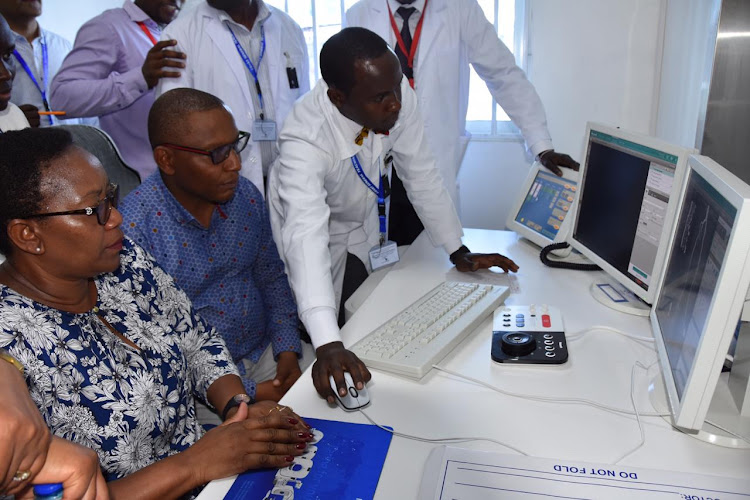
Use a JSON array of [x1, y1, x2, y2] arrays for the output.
[[387, 0, 427, 16]]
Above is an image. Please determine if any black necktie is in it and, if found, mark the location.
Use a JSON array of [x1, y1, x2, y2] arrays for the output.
[[395, 6, 416, 80]]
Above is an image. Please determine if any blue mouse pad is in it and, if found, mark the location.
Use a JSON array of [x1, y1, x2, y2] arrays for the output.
[[224, 417, 393, 500]]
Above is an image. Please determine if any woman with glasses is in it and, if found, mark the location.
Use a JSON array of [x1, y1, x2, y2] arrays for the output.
[[0, 128, 313, 498]]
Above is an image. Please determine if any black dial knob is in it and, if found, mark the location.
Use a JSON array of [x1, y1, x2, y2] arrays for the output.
[[500, 331, 536, 357]]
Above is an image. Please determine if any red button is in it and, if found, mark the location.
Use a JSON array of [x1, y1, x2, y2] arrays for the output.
[[542, 315, 551, 328]]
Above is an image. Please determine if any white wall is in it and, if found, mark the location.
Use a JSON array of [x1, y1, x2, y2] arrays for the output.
[[38, 0, 122, 43], [654, 0, 720, 150], [459, 0, 665, 230]]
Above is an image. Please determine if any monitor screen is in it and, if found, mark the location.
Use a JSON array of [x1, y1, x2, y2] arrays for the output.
[[650, 155, 750, 438], [655, 171, 737, 399], [514, 170, 577, 241], [570, 124, 692, 304]]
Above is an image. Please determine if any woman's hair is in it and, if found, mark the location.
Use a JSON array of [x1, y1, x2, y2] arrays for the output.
[[0, 128, 75, 255]]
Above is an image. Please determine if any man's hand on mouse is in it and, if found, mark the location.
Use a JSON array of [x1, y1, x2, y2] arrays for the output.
[[312, 342, 371, 403], [450, 245, 520, 273]]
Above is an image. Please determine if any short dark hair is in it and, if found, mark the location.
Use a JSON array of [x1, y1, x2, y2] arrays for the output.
[[148, 88, 227, 148], [0, 128, 75, 255], [320, 27, 390, 94]]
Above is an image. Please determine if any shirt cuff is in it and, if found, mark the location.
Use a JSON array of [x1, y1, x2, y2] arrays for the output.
[[300, 306, 341, 350], [529, 140, 554, 159], [444, 238, 465, 257]]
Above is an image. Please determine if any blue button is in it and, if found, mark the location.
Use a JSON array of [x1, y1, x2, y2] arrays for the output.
[[516, 314, 524, 318]]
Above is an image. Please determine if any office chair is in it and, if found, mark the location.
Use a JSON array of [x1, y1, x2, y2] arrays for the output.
[[57, 125, 141, 196]]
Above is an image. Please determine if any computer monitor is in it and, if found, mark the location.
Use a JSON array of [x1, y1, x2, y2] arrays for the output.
[[650, 155, 750, 448], [506, 162, 578, 256], [569, 123, 695, 315]]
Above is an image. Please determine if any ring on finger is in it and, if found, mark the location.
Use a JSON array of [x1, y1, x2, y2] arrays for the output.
[[12, 470, 31, 482]]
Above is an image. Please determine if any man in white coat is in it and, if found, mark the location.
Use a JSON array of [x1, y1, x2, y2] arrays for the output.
[[267, 27, 519, 401], [157, 0, 310, 192], [346, 0, 579, 244]]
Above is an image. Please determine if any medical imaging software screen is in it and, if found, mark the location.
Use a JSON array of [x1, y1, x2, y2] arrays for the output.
[[515, 170, 577, 240], [655, 172, 737, 399], [573, 132, 677, 290]]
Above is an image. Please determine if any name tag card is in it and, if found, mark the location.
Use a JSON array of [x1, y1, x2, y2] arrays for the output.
[[252, 120, 277, 141], [369, 240, 399, 271]]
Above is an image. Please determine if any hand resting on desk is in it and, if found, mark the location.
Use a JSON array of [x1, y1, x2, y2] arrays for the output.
[[312, 342, 372, 403], [451, 246, 520, 274]]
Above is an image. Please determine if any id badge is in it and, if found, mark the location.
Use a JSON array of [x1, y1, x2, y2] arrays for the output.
[[252, 120, 277, 141], [369, 240, 399, 271]]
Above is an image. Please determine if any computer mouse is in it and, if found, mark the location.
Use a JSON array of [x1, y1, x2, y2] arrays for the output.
[[329, 371, 370, 411]]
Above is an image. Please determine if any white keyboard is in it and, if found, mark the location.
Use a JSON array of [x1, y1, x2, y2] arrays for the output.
[[350, 282, 510, 378]]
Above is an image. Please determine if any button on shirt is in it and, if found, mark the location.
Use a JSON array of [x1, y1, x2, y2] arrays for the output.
[[120, 174, 302, 398], [10, 28, 93, 127], [50, 0, 160, 179]]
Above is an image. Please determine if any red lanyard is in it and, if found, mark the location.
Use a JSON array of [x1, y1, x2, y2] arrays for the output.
[[387, 0, 428, 88], [137, 21, 158, 46]]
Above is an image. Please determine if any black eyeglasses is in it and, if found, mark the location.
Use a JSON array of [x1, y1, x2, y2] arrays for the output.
[[158, 131, 251, 165], [24, 183, 120, 226]]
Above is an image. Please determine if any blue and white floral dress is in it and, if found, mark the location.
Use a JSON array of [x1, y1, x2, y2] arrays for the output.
[[0, 238, 239, 480]]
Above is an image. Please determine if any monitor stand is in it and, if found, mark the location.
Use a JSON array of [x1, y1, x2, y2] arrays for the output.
[[649, 323, 750, 449], [590, 279, 650, 317]]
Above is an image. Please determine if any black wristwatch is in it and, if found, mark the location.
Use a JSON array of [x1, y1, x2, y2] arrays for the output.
[[449, 245, 470, 265], [221, 393, 254, 421]]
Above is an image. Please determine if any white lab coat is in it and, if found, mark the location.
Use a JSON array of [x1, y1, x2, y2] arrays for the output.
[[157, 1, 310, 192], [267, 78, 463, 348], [346, 0, 553, 204]]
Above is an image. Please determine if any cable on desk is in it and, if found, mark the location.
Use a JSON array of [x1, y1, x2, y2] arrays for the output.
[[357, 409, 529, 456], [567, 325, 655, 345], [612, 361, 650, 464], [432, 365, 670, 418], [540, 243, 601, 271]]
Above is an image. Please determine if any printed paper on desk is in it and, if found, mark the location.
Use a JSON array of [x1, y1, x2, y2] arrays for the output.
[[445, 268, 521, 294], [419, 446, 750, 500], [225, 418, 393, 500]]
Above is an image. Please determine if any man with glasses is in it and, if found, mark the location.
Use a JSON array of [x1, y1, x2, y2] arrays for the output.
[[119, 88, 312, 424], [155, 0, 310, 193]]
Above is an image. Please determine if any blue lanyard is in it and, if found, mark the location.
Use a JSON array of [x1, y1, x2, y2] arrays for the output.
[[227, 23, 266, 120], [351, 154, 387, 239], [13, 36, 50, 117]]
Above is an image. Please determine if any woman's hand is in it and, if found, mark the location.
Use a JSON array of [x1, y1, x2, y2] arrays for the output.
[[0, 359, 51, 495], [182, 403, 315, 486], [15, 437, 108, 500]]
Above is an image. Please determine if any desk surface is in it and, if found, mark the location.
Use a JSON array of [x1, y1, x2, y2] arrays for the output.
[[199, 229, 750, 499]]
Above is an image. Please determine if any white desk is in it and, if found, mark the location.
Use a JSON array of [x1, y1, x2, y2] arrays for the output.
[[199, 229, 750, 498]]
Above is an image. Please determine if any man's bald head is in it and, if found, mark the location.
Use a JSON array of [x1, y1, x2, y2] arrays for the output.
[[148, 88, 228, 147]]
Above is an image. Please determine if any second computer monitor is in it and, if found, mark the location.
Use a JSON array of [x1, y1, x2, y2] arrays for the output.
[[569, 123, 695, 307]]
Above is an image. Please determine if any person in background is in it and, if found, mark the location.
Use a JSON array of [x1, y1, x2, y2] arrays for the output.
[[267, 28, 518, 402], [120, 89, 313, 425], [156, 0, 310, 192], [346, 0, 580, 245], [0, 13, 29, 132], [0, 0, 97, 128], [0, 351, 108, 499], [0, 127, 313, 496], [50, 0, 186, 180]]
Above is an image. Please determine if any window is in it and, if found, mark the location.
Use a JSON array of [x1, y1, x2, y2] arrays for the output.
[[265, 0, 527, 137]]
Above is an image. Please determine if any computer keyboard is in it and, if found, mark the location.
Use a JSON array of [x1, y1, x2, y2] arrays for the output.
[[350, 281, 510, 378]]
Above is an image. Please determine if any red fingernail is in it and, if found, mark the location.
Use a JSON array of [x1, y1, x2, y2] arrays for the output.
[[288, 418, 299, 424], [297, 432, 307, 438], [296, 443, 307, 449], [285, 456, 294, 462]]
